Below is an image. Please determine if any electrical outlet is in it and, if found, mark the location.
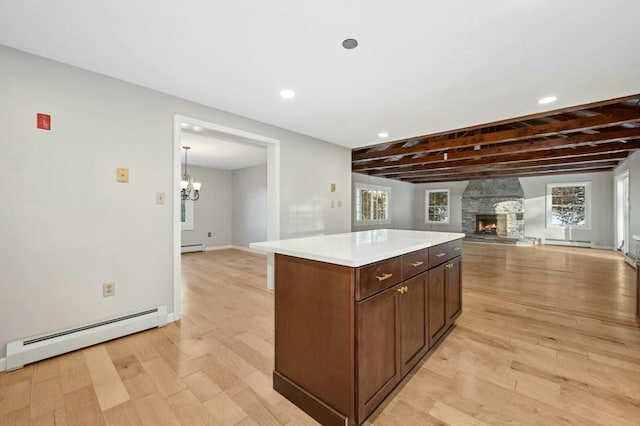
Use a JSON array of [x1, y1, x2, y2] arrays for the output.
[[156, 192, 165, 204], [208, 232, 212, 237], [103, 282, 115, 297]]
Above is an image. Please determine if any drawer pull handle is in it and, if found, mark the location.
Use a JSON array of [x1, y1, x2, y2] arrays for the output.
[[435, 252, 446, 257], [375, 273, 393, 282], [453, 247, 461, 251], [410, 261, 424, 267]]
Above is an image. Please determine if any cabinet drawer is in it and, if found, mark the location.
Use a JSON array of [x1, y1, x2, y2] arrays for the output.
[[449, 239, 463, 257], [428, 239, 463, 268], [356, 257, 402, 301], [401, 249, 429, 280], [428, 243, 450, 268]]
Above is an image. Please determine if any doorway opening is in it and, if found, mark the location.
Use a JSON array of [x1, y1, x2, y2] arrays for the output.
[[172, 114, 280, 320]]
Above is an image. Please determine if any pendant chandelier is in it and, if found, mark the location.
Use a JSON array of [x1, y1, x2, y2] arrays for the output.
[[181, 146, 201, 201]]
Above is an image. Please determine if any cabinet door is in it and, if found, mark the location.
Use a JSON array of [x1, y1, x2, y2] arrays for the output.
[[446, 256, 462, 325], [356, 285, 401, 423], [399, 273, 428, 376], [428, 264, 447, 346]]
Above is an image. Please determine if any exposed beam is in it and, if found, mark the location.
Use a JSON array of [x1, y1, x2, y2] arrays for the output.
[[352, 108, 640, 162], [408, 165, 616, 183], [377, 152, 628, 179], [357, 140, 640, 174], [352, 128, 640, 172]]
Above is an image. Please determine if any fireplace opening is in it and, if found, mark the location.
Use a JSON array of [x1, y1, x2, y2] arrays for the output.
[[476, 214, 499, 235]]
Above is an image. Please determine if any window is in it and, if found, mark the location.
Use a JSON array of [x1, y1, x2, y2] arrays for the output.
[[354, 183, 390, 225], [546, 182, 591, 229], [425, 189, 450, 224], [181, 199, 194, 230]]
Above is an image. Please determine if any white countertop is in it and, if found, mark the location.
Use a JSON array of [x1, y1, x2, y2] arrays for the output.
[[250, 229, 465, 267]]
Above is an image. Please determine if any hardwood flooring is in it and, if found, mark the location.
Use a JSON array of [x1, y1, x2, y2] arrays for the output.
[[1, 244, 639, 425]]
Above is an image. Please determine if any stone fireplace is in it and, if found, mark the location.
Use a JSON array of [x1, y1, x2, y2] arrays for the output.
[[462, 178, 524, 238]]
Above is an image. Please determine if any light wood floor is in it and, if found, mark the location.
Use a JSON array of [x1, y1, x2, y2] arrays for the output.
[[1, 244, 639, 425]]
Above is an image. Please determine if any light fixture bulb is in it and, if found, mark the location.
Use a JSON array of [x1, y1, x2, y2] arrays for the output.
[[538, 96, 558, 105], [192, 182, 202, 191], [280, 89, 296, 99]]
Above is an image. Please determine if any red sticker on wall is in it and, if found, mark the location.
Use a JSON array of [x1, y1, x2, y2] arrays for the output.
[[37, 113, 51, 130]]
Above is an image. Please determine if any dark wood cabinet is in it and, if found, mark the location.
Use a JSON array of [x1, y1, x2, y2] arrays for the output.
[[273, 238, 463, 426], [356, 285, 400, 421], [428, 263, 447, 344], [446, 256, 462, 326], [399, 273, 429, 376]]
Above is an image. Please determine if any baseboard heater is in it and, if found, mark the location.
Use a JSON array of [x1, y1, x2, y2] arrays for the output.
[[5, 305, 167, 371], [181, 244, 205, 253], [542, 238, 594, 248]]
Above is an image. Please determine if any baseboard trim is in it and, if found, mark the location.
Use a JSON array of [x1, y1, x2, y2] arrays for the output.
[[204, 245, 233, 251], [0, 357, 6, 372], [231, 245, 267, 255]]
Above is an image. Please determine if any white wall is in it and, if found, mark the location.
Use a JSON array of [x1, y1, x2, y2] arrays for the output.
[[0, 45, 351, 359], [413, 181, 469, 232], [614, 150, 640, 257], [519, 172, 614, 247], [181, 166, 232, 248], [280, 137, 352, 238], [232, 164, 267, 248], [351, 173, 415, 231]]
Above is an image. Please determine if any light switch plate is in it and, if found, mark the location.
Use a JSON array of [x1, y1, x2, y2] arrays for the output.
[[116, 168, 129, 183], [103, 282, 115, 297], [156, 192, 165, 204]]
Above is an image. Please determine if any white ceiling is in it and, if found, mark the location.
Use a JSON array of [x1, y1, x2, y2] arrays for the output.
[[180, 127, 267, 170], [1, 1, 639, 149]]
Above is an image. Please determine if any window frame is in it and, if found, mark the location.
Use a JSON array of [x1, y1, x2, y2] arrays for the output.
[[546, 181, 591, 229], [181, 199, 194, 231], [424, 189, 450, 224], [354, 183, 391, 226]]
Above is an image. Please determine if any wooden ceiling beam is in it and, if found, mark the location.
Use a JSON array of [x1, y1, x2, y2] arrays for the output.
[[377, 152, 628, 179], [352, 108, 640, 162], [398, 160, 618, 180], [352, 127, 640, 172], [357, 139, 640, 174], [407, 164, 616, 183]]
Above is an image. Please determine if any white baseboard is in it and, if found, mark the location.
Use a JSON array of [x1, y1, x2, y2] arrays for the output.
[[204, 245, 233, 252], [0, 357, 6, 372], [231, 245, 267, 255], [166, 313, 177, 323]]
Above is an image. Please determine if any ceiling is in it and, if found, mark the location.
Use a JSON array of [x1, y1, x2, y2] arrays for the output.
[[1, 1, 639, 152], [180, 126, 266, 171], [352, 95, 640, 183]]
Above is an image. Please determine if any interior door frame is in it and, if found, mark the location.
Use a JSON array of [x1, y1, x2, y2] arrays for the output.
[[614, 170, 630, 255], [172, 114, 280, 321]]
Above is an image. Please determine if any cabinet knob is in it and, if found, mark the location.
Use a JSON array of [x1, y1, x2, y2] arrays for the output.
[[435, 252, 446, 257], [397, 287, 405, 294], [410, 261, 424, 267], [375, 272, 393, 282], [403, 286, 409, 293]]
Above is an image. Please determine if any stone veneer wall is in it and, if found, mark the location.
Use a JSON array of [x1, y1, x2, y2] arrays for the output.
[[461, 178, 525, 238]]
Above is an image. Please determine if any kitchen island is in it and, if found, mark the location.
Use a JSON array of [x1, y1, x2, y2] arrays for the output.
[[251, 229, 465, 426]]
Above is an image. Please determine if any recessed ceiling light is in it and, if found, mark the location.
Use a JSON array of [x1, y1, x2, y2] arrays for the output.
[[378, 132, 389, 138], [280, 89, 296, 99], [342, 38, 358, 49], [538, 96, 558, 105]]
